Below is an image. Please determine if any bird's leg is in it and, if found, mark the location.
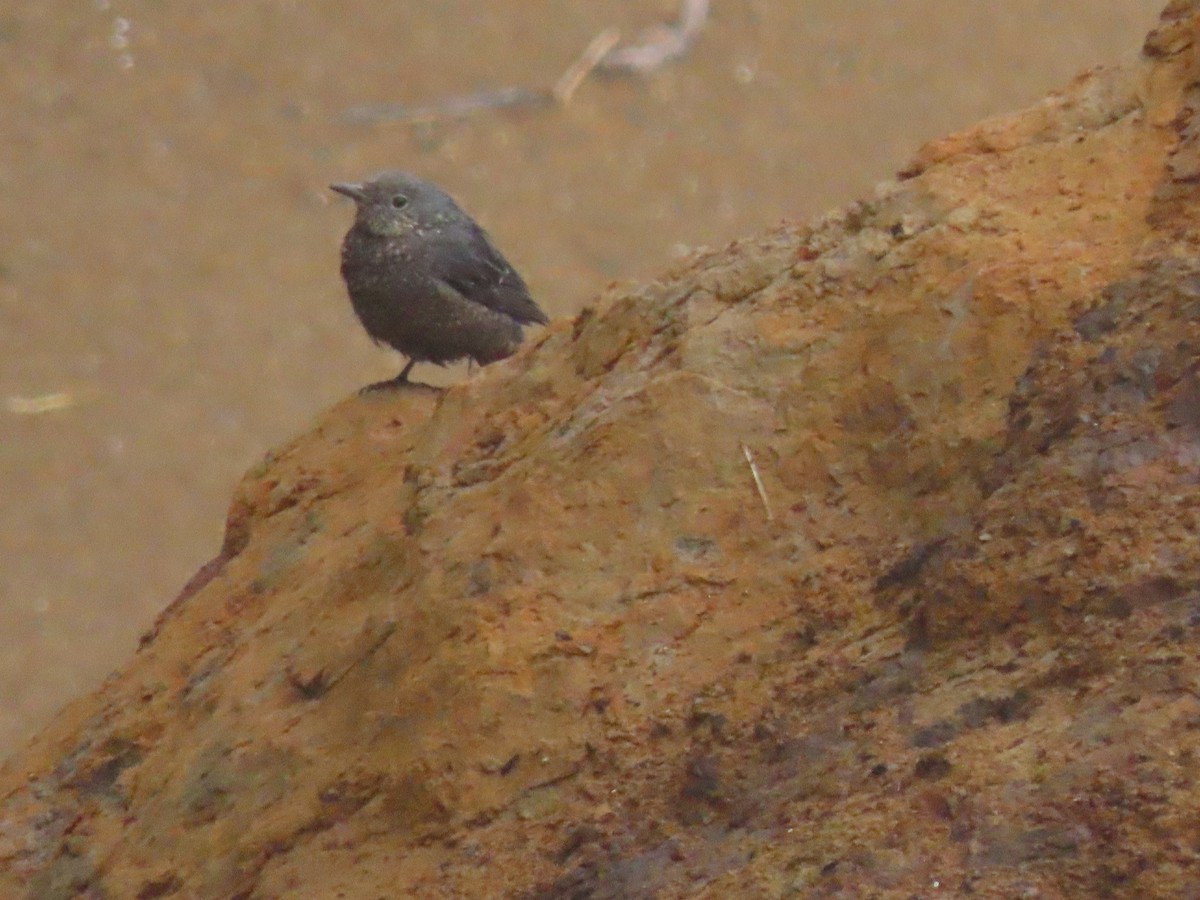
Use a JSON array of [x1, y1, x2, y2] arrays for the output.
[[359, 358, 418, 394]]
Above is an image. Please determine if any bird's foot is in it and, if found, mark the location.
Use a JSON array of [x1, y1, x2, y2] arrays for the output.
[[359, 376, 407, 394], [358, 359, 424, 394], [358, 376, 444, 395]]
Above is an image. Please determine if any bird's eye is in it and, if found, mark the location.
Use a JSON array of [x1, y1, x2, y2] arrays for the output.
[[391, 194, 409, 209]]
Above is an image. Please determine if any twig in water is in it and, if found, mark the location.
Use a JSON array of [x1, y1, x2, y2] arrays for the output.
[[553, 27, 622, 104], [597, 0, 710, 75], [741, 442, 774, 522], [342, 86, 552, 126], [6, 392, 74, 415], [340, 0, 711, 126]]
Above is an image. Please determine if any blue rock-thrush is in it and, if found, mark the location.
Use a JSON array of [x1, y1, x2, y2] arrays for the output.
[[331, 171, 548, 387]]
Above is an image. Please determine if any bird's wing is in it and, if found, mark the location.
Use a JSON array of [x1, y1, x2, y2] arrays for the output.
[[437, 224, 549, 326]]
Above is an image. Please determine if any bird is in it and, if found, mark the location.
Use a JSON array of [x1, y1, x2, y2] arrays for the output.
[[330, 171, 548, 388]]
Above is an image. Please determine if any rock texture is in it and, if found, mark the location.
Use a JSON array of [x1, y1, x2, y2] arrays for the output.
[[4, 5, 1200, 897]]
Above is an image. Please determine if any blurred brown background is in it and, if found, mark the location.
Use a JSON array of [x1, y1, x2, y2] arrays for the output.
[[0, 1, 1163, 759]]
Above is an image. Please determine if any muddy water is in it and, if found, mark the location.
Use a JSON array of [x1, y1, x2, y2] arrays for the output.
[[0, 2, 1163, 757]]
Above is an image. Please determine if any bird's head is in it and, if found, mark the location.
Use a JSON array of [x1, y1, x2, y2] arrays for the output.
[[330, 171, 455, 238]]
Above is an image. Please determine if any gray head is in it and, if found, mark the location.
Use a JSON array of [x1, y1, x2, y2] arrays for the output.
[[330, 171, 462, 238]]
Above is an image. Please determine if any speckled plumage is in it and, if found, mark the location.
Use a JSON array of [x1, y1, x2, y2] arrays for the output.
[[331, 171, 547, 386]]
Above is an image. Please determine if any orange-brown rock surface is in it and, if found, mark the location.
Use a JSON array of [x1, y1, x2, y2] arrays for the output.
[[5, 5, 1200, 898]]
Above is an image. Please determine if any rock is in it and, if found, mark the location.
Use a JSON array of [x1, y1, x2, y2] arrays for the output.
[[4, 4, 1200, 897]]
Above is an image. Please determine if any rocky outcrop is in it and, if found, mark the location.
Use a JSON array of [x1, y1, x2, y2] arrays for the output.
[[3, 5, 1200, 897]]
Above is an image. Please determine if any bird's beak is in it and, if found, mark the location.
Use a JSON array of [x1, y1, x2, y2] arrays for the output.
[[330, 182, 367, 202]]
